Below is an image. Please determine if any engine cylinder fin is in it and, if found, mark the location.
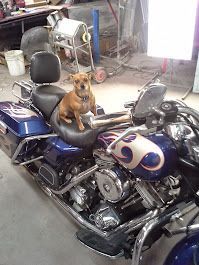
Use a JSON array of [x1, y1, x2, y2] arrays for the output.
[[121, 196, 142, 210], [123, 192, 139, 204], [49, 165, 98, 194], [135, 181, 165, 208]]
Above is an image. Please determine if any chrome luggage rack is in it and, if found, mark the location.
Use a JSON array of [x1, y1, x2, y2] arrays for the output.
[[12, 80, 36, 102]]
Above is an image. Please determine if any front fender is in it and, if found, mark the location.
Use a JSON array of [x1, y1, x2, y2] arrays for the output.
[[164, 232, 199, 265]]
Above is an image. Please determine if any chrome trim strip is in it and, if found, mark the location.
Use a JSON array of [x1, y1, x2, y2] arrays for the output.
[[0, 121, 7, 135], [20, 156, 44, 166]]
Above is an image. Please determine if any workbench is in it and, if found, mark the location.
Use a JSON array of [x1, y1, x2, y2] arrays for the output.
[[0, 5, 67, 50], [0, 7, 56, 33]]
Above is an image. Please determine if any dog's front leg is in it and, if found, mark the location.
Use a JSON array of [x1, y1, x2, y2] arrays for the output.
[[91, 104, 97, 116], [74, 111, 85, 131], [59, 111, 72, 124]]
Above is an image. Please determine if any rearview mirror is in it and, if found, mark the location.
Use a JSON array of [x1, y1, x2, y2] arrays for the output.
[[133, 83, 167, 118]]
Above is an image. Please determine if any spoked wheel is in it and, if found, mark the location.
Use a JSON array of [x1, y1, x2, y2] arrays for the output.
[[93, 67, 108, 84]]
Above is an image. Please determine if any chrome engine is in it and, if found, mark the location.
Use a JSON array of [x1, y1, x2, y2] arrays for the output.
[[134, 175, 180, 209], [63, 155, 181, 231], [69, 180, 96, 212], [91, 203, 121, 230], [36, 153, 183, 233], [95, 168, 130, 203], [90, 161, 181, 230]]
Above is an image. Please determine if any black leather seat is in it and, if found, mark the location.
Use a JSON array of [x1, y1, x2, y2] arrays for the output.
[[30, 51, 65, 120], [50, 107, 106, 148], [32, 85, 65, 120]]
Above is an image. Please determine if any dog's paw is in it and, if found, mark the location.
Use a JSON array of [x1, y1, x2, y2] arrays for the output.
[[79, 124, 85, 131], [64, 118, 72, 123]]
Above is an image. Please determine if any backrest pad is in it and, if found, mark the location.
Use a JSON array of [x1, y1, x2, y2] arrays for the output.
[[30, 51, 61, 84]]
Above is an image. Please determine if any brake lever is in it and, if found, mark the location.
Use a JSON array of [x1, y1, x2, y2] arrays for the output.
[[106, 125, 157, 154]]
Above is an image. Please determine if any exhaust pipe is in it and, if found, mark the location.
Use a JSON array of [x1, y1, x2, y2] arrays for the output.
[[37, 178, 160, 239]]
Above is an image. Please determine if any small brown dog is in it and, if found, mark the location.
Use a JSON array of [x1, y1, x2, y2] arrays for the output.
[[58, 72, 97, 131]]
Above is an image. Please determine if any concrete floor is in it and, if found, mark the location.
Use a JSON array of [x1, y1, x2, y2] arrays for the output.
[[0, 54, 199, 265]]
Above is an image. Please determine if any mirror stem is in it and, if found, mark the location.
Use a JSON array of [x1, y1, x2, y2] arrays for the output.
[[152, 107, 166, 125]]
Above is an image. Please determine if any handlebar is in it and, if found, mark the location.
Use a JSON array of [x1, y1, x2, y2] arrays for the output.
[[106, 125, 157, 154], [89, 111, 132, 129], [90, 112, 157, 155]]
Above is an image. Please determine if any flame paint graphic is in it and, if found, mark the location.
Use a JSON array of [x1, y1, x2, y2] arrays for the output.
[[2, 103, 38, 119], [98, 131, 165, 172], [113, 146, 133, 164], [140, 152, 162, 171]]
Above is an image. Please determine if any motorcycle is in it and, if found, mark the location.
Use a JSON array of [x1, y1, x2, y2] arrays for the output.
[[0, 51, 199, 265]]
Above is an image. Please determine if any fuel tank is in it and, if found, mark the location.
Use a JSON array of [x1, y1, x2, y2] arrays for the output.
[[98, 130, 177, 181], [0, 101, 50, 157]]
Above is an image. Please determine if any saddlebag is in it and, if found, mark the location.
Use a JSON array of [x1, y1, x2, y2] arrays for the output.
[[0, 101, 50, 157]]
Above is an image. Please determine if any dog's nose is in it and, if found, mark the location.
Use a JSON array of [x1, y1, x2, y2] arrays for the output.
[[80, 84, 85, 90]]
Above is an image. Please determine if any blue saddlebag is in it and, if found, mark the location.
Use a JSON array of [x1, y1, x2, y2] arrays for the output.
[[0, 101, 50, 157]]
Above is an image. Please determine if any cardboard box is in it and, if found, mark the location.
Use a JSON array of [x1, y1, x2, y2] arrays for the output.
[[25, 0, 47, 7], [50, 0, 62, 6]]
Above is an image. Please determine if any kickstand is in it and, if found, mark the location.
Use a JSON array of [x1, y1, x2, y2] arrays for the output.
[[182, 86, 193, 100]]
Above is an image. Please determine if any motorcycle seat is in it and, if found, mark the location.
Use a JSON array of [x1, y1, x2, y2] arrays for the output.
[[30, 52, 66, 120], [32, 85, 66, 120], [50, 107, 105, 148]]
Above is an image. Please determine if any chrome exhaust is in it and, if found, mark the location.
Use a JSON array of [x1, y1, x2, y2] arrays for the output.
[[37, 179, 194, 264], [36, 179, 160, 239]]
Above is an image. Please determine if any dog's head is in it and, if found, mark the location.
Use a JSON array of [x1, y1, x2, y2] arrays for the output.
[[69, 72, 93, 97]]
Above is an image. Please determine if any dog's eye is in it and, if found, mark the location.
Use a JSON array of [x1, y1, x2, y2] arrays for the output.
[[84, 78, 88, 82], [75, 80, 79, 84]]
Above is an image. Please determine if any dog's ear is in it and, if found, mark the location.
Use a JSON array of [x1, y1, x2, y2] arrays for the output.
[[68, 74, 74, 81], [88, 72, 94, 80]]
